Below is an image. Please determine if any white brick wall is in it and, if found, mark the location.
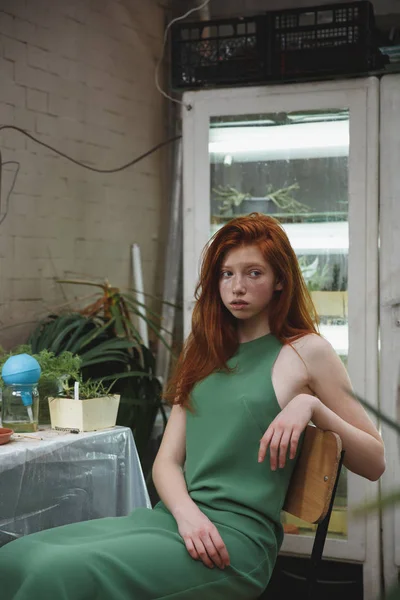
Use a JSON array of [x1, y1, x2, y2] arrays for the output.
[[0, 0, 168, 347]]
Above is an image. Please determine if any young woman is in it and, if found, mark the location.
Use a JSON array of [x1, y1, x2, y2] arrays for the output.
[[0, 213, 385, 599]]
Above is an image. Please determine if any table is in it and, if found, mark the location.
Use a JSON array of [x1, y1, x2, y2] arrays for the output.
[[0, 426, 151, 545]]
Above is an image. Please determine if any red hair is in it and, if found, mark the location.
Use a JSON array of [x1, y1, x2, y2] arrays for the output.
[[165, 213, 319, 408]]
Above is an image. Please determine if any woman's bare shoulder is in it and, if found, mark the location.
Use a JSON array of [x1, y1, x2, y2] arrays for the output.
[[289, 333, 333, 358], [290, 333, 339, 369]]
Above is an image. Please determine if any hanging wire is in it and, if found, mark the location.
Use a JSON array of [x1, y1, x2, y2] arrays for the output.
[[154, 0, 211, 109], [0, 125, 181, 174], [0, 0, 209, 225], [0, 125, 181, 227], [0, 161, 21, 226]]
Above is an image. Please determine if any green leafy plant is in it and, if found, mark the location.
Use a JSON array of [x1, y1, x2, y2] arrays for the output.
[[0, 346, 79, 378], [213, 183, 309, 216], [59, 377, 115, 400], [3, 277, 175, 477], [29, 313, 138, 375], [298, 256, 332, 291], [264, 183, 308, 214], [36, 349, 81, 382], [351, 391, 400, 515], [212, 185, 251, 215], [28, 313, 165, 472], [55, 278, 173, 352], [350, 391, 400, 599]]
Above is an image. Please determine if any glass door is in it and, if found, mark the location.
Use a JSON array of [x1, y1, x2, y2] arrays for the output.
[[182, 78, 379, 571], [209, 109, 349, 540], [380, 73, 400, 592]]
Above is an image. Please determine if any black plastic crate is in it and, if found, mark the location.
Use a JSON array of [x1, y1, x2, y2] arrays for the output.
[[269, 1, 386, 80], [171, 16, 269, 89]]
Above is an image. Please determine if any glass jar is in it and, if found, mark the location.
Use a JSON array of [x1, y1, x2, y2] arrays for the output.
[[2, 384, 39, 433], [38, 377, 64, 425]]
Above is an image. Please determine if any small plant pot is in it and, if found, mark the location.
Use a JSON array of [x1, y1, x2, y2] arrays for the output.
[[0, 427, 14, 445], [233, 197, 277, 216], [48, 395, 120, 432], [310, 291, 348, 318]]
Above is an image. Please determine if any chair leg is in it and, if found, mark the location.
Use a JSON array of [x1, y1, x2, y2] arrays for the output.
[[306, 450, 345, 600]]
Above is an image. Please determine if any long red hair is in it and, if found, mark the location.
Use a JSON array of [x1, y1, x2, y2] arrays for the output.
[[165, 213, 319, 408]]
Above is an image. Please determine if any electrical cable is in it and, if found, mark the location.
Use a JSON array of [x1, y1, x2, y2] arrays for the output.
[[0, 1, 212, 226], [0, 125, 181, 227], [155, 0, 211, 109], [0, 125, 181, 174], [0, 2, 211, 225], [0, 161, 21, 226], [0, 0, 207, 226]]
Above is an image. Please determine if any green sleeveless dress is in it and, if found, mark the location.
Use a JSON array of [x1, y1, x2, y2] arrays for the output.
[[0, 334, 299, 599]]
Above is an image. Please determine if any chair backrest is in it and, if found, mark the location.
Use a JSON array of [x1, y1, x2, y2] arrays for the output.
[[283, 425, 343, 524]]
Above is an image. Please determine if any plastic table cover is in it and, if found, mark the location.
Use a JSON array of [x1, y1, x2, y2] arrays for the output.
[[0, 426, 151, 544]]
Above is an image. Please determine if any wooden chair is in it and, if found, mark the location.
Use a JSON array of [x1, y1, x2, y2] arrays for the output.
[[260, 425, 345, 600]]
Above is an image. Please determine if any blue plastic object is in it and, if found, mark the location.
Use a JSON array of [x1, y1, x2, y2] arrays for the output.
[[1, 354, 41, 407]]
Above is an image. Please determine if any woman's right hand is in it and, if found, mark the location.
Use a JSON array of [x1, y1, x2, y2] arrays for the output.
[[175, 504, 230, 570]]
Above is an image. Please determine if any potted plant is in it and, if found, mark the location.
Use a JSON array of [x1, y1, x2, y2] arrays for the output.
[[27, 279, 172, 470], [36, 349, 81, 424], [213, 183, 308, 217], [48, 377, 120, 433]]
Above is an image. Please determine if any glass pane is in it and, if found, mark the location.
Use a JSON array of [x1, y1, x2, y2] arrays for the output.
[[209, 110, 349, 539]]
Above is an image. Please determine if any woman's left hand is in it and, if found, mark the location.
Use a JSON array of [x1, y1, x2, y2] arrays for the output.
[[258, 394, 317, 470]]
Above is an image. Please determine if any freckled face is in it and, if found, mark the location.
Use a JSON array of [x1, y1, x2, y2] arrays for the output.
[[219, 245, 282, 322]]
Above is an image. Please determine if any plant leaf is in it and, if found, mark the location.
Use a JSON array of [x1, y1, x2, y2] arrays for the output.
[[63, 316, 95, 352], [128, 305, 174, 352], [81, 354, 131, 368], [76, 319, 114, 352], [80, 339, 136, 361], [109, 304, 125, 337], [98, 371, 154, 381], [350, 390, 400, 435], [352, 491, 400, 516]]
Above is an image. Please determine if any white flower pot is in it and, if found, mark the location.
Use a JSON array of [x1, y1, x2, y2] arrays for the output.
[[48, 395, 120, 432]]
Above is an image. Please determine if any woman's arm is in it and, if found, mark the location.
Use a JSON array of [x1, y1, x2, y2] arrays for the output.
[[152, 405, 230, 569], [152, 404, 192, 516], [304, 335, 385, 481], [259, 335, 385, 482]]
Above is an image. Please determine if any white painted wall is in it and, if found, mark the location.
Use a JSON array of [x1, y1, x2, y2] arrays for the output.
[[0, 0, 168, 347]]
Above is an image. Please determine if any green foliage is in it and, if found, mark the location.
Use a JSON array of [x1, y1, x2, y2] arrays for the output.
[[298, 256, 332, 291], [308, 263, 331, 292], [0, 346, 81, 390], [212, 185, 251, 215], [54, 279, 174, 354], [36, 349, 81, 382], [213, 183, 309, 216], [28, 312, 164, 470], [29, 314, 133, 375], [351, 391, 400, 516], [4, 272, 175, 476], [264, 183, 309, 214], [352, 392, 400, 436], [351, 391, 400, 600], [60, 377, 115, 400]]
